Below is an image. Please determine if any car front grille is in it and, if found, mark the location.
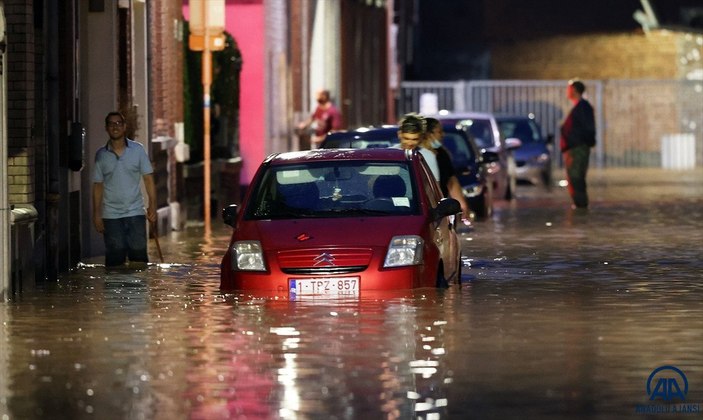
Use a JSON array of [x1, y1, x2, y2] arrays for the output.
[[282, 266, 367, 275], [277, 248, 373, 273]]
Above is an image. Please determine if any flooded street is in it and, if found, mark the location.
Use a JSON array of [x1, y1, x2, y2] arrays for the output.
[[1, 168, 702, 419]]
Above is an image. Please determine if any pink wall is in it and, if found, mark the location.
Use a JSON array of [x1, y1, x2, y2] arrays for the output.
[[226, 3, 265, 185], [183, 1, 265, 185]]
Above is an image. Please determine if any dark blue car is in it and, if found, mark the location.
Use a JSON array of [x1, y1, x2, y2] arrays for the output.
[[495, 115, 553, 188], [321, 124, 500, 218]]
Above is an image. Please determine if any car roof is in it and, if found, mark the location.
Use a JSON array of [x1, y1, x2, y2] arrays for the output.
[[324, 126, 398, 141], [325, 123, 464, 138], [320, 123, 471, 151], [264, 147, 412, 165], [426, 111, 496, 120], [494, 114, 537, 121]]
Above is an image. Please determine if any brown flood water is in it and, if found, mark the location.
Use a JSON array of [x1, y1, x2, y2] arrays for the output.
[[1, 168, 702, 419]]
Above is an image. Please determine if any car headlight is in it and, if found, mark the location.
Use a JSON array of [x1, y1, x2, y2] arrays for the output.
[[462, 184, 483, 198], [232, 240, 266, 271], [384, 235, 424, 267]]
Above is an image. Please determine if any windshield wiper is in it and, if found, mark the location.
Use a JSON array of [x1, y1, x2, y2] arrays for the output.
[[268, 208, 318, 218]]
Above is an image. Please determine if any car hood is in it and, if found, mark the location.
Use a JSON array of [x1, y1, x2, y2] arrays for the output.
[[236, 216, 426, 249], [514, 143, 549, 160]]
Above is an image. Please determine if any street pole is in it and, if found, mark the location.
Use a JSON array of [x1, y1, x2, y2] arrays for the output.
[[202, 0, 212, 235], [188, 0, 224, 235], [0, 24, 8, 300]]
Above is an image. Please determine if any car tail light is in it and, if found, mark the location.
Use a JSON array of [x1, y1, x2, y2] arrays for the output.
[[383, 235, 423, 267], [232, 241, 266, 271]]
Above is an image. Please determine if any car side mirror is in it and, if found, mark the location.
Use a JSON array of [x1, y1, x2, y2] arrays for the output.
[[433, 198, 461, 221], [504, 137, 523, 150], [222, 204, 238, 227]]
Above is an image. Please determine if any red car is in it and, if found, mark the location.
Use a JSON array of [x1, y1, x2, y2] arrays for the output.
[[220, 148, 462, 297]]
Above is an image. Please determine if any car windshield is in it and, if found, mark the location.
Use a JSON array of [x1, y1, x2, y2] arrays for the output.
[[498, 119, 543, 144], [244, 161, 419, 219]]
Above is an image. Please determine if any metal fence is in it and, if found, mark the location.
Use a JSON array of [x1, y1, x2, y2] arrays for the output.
[[399, 79, 703, 168]]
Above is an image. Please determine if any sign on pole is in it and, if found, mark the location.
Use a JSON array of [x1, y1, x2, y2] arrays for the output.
[[188, 0, 225, 35], [188, 33, 226, 52]]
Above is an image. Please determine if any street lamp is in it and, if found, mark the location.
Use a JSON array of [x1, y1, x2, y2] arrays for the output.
[[188, 0, 225, 235]]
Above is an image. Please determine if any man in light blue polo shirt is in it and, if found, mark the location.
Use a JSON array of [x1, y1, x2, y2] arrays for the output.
[[92, 111, 157, 268]]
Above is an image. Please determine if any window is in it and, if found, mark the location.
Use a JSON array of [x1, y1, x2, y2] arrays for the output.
[[245, 161, 419, 219]]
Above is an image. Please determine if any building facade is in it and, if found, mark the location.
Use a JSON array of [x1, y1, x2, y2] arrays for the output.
[[2, 0, 396, 299], [1, 0, 186, 300]]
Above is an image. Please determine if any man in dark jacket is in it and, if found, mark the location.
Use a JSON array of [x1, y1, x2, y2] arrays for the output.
[[560, 79, 596, 209]]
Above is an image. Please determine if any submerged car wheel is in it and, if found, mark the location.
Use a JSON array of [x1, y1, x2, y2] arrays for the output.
[[470, 188, 492, 220], [454, 252, 463, 285], [505, 156, 517, 200], [436, 263, 449, 289], [471, 194, 487, 219], [505, 173, 517, 200], [542, 168, 552, 190]]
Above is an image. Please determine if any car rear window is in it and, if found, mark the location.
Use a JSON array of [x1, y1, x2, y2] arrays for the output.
[[322, 138, 396, 149], [442, 132, 477, 168], [498, 119, 543, 144], [459, 119, 493, 149]]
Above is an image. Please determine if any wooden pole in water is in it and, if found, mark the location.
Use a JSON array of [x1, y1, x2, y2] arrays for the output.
[[152, 221, 164, 263]]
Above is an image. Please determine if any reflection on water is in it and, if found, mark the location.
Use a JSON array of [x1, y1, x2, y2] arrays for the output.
[[1, 169, 702, 419]]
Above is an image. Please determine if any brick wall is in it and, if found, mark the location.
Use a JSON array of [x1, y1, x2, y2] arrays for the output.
[[6, 0, 36, 205], [7, 151, 35, 204], [602, 80, 683, 166], [679, 33, 703, 79], [490, 30, 703, 167], [491, 31, 679, 80], [149, 0, 185, 207], [149, 0, 184, 138]]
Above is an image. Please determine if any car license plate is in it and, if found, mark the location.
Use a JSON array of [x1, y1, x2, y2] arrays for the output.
[[290, 277, 359, 297]]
